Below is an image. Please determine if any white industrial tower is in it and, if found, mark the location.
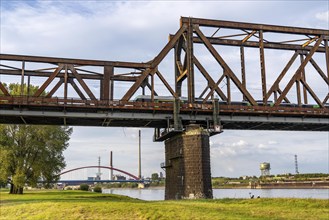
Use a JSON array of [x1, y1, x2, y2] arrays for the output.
[[96, 156, 102, 180], [295, 154, 299, 174]]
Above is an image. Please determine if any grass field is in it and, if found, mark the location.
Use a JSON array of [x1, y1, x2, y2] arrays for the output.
[[0, 189, 328, 220]]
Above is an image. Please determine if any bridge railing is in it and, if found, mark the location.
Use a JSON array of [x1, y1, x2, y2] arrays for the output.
[[1, 95, 327, 116]]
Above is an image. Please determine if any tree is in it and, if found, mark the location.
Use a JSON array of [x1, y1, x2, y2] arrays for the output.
[[0, 83, 40, 97], [0, 83, 72, 194], [93, 185, 102, 193], [0, 179, 6, 188], [151, 173, 159, 181], [80, 184, 89, 191]]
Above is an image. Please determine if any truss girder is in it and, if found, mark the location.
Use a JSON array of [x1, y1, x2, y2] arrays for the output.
[[0, 17, 328, 122]]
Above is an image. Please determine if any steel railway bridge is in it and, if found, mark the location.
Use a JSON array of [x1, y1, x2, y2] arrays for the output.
[[1, 17, 328, 199]]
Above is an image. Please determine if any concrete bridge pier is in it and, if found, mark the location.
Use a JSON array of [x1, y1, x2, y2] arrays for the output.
[[164, 124, 212, 200]]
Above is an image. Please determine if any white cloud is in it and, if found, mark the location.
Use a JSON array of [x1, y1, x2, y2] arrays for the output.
[[315, 11, 329, 22], [227, 166, 235, 173], [258, 144, 266, 149], [233, 140, 248, 147]]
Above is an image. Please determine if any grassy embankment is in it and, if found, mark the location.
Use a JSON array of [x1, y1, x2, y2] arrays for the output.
[[0, 189, 328, 220]]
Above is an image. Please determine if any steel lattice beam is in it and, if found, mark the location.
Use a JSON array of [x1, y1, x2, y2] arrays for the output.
[[0, 17, 328, 130]]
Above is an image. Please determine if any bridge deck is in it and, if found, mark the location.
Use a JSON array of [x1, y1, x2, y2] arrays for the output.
[[1, 96, 328, 131]]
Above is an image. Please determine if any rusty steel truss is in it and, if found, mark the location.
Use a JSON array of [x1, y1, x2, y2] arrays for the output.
[[0, 17, 328, 132]]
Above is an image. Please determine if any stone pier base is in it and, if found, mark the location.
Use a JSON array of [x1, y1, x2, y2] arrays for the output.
[[164, 124, 212, 200]]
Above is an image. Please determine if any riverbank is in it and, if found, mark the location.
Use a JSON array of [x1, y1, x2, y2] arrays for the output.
[[103, 187, 329, 200], [213, 181, 329, 189], [1, 190, 328, 219], [90, 181, 329, 190], [100, 182, 329, 190]]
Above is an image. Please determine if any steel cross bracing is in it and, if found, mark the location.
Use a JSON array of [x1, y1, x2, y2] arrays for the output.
[[0, 17, 328, 133]]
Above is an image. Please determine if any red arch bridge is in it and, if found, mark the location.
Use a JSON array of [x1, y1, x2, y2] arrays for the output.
[[45, 166, 146, 185]]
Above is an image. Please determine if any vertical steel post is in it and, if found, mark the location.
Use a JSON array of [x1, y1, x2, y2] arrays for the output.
[[100, 79, 104, 100], [142, 85, 145, 96], [174, 97, 181, 130], [296, 79, 301, 106], [151, 73, 154, 101], [259, 30, 267, 105], [187, 18, 195, 103], [226, 75, 231, 104], [213, 97, 219, 128], [64, 65, 68, 100], [325, 38, 329, 80], [240, 46, 246, 101], [175, 41, 182, 97], [27, 75, 30, 96], [103, 65, 113, 101], [296, 54, 302, 106], [110, 75, 114, 101], [300, 54, 308, 104], [20, 61, 25, 96], [273, 91, 277, 102]]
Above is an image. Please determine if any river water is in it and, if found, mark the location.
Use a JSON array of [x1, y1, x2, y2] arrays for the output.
[[103, 188, 329, 201]]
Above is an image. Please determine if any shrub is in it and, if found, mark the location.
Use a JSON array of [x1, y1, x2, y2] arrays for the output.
[[93, 186, 102, 193], [130, 183, 137, 188], [80, 184, 89, 191]]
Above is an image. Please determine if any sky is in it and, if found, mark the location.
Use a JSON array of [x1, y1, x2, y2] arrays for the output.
[[0, 0, 328, 179]]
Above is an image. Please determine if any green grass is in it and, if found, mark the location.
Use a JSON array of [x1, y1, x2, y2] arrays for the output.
[[0, 190, 328, 220]]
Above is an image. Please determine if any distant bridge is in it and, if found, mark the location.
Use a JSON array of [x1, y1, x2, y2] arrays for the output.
[[49, 165, 149, 185], [56, 180, 144, 185], [58, 165, 140, 180]]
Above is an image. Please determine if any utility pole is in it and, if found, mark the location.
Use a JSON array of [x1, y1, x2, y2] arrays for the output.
[[138, 130, 141, 179]]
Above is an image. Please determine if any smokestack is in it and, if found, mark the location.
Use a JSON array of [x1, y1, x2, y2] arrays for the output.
[[138, 130, 141, 179], [110, 151, 113, 180]]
